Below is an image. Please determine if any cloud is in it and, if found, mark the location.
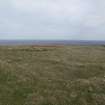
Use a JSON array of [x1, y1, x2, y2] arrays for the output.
[[0, 0, 105, 40], [12, 0, 90, 18]]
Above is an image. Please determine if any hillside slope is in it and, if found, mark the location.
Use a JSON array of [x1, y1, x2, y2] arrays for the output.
[[0, 45, 105, 105]]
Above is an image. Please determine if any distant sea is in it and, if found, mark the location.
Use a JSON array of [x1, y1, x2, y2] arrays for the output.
[[0, 40, 105, 45]]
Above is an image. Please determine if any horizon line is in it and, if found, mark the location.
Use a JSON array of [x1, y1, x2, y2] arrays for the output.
[[0, 39, 105, 41]]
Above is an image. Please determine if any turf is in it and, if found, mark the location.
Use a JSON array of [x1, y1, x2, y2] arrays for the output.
[[0, 45, 105, 105]]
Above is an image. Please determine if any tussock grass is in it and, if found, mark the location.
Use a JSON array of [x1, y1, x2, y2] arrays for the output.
[[0, 45, 105, 105]]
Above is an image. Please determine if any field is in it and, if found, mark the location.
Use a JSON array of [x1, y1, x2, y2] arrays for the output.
[[0, 45, 105, 105]]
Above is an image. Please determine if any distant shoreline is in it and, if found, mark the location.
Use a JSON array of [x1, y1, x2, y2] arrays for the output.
[[0, 40, 105, 45]]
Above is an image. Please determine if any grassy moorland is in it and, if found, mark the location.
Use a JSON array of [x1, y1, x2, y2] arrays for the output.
[[0, 45, 105, 105]]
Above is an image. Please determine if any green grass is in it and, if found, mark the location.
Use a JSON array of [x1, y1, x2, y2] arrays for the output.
[[0, 45, 105, 105]]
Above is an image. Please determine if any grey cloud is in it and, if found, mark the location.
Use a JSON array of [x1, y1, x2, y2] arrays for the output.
[[0, 0, 105, 40]]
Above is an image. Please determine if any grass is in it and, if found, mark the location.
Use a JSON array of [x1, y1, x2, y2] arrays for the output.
[[0, 45, 105, 105]]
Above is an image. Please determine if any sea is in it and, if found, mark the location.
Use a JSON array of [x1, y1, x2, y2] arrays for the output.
[[0, 40, 105, 45]]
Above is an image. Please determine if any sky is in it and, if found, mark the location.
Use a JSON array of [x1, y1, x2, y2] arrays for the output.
[[0, 0, 105, 40]]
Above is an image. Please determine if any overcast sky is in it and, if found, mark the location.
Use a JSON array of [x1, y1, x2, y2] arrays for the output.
[[0, 0, 105, 40]]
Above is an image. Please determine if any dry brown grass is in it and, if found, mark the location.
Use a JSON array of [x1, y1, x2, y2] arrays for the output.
[[0, 45, 105, 105]]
